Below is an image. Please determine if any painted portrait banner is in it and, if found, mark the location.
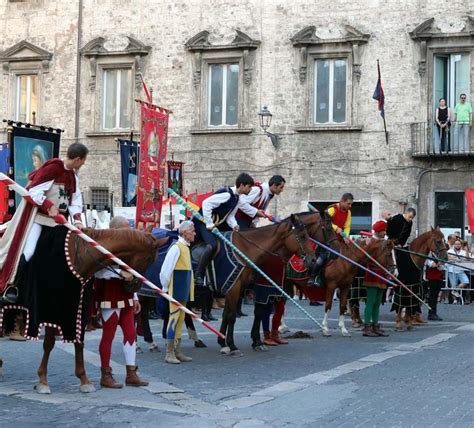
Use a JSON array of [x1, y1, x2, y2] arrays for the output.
[[167, 160, 184, 196], [10, 126, 60, 208], [135, 103, 169, 229], [118, 139, 140, 207]]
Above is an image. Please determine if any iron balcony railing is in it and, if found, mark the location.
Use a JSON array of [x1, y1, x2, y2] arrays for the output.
[[411, 121, 474, 157]]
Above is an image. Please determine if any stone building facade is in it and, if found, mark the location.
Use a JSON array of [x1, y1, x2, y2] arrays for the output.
[[0, 0, 472, 236]]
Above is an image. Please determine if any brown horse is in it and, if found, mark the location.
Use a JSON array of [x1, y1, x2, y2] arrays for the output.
[[391, 227, 447, 330], [12, 227, 166, 394], [217, 212, 338, 356], [290, 237, 395, 337]]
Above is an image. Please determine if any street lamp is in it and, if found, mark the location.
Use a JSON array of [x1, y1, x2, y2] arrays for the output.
[[258, 106, 280, 148]]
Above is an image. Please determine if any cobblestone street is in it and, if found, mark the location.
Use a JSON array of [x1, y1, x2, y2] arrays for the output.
[[1, 301, 474, 426]]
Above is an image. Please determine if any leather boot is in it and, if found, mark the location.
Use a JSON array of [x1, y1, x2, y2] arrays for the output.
[[100, 367, 123, 389], [403, 312, 414, 330], [187, 327, 207, 348], [195, 245, 213, 288], [263, 331, 278, 346], [9, 315, 26, 341], [125, 365, 148, 387], [270, 329, 288, 344], [372, 323, 389, 337], [362, 324, 378, 337], [350, 306, 362, 328], [412, 313, 427, 324], [164, 339, 180, 364], [395, 312, 404, 331], [174, 338, 192, 362]]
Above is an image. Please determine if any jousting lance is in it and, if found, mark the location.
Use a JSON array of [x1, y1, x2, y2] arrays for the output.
[[0, 173, 225, 340]]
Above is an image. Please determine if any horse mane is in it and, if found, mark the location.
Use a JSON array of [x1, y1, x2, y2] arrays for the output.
[[85, 228, 155, 248]]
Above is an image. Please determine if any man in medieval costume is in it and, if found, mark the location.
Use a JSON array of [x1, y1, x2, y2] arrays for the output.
[[192, 172, 254, 321], [0, 143, 89, 341], [310, 193, 354, 286], [160, 220, 196, 364], [95, 216, 148, 388], [236, 175, 287, 344], [386, 207, 424, 328]]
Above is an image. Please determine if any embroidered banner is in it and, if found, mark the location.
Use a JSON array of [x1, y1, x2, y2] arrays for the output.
[[118, 139, 140, 207], [167, 160, 184, 196], [136, 103, 169, 229], [466, 189, 474, 233]]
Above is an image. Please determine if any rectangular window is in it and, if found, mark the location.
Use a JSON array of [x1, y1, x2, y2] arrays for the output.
[[102, 69, 132, 130], [314, 59, 347, 124], [91, 188, 110, 211], [208, 63, 239, 127], [15, 74, 38, 123]]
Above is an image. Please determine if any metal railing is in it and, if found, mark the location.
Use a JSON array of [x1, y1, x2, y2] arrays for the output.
[[411, 121, 474, 157]]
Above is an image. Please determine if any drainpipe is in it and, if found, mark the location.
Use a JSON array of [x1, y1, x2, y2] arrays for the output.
[[415, 168, 430, 235], [74, 0, 83, 141]]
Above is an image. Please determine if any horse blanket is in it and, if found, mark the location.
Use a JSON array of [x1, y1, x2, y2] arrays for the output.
[[0, 227, 92, 343], [390, 247, 423, 311], [286, 254, 326, 302]]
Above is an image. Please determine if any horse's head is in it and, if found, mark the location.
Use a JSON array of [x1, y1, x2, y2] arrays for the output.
[[367, 238, 396, 273], [125, 231, 166, 274], [281, 214, 317, 269], [298, 210, 340, 258], [427, 227, 448, 260]]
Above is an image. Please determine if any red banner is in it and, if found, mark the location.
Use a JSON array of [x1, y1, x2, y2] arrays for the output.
[[135, 103, 169, 229], [466, 189, 474, 233]]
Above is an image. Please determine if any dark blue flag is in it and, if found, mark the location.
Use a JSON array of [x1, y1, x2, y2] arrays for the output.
[[119, 139, 140, 207], [372, 63, 385, 118]]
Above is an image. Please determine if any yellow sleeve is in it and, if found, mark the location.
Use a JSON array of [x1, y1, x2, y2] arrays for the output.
[[343, 211, 351, 236], [327, 206, 338, 232]]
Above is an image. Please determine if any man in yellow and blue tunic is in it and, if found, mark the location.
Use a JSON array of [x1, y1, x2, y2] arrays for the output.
[[160, 221, 196, 364]]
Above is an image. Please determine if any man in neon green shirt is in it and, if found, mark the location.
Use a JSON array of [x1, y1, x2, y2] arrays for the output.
[[454, 93, 472, 152]]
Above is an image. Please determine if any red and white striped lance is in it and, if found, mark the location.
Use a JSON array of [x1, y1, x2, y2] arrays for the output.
[[0, 173, 224, 339]]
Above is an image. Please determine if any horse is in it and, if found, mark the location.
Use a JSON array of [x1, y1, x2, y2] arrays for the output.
[[249, 212, 339, 350], [391, 227, 447, 330], [0, 227, 166, 394], [289, 237, 395, 337], [216, 212, 338, 356]]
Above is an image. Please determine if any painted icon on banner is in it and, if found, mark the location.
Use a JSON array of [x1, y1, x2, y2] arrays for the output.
[[167, 161, 184, 196]]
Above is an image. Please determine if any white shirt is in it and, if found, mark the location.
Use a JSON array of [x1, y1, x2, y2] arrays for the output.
[[202, 186, 241, 229], [29, 167, 83, 223], [238, 182, 274, 225], [159, 236, 190, 292], [447, 248, 467, 273]]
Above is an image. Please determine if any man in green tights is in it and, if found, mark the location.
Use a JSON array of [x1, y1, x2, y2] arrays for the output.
[[363, 220, 390, 337]]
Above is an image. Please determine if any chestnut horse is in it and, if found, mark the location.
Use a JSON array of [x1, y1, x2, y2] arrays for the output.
[[218, 212, 339, 356], [2, 227, 166, 394], [290, 237, 395, 337], [391, 227, 447, 330]]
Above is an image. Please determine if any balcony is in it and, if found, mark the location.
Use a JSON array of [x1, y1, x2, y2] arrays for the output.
[[411, 122, 474, 158]]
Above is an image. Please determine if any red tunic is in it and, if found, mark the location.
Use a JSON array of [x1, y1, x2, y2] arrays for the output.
[[426, 266, 444, 282], [94, 278, 134, 309], [328, 203, 349, 230], [364, 264, 388, 289]]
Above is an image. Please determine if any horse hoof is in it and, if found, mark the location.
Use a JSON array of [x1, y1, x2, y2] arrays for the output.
[[220, 346, 231, 355], [80, 383, 96, 393], [35, 383, 51, 395], [322, 330, 331, 337], [341, 331, 351, 337], [253, 345, 268, 352], [228, 350, 243, 357]]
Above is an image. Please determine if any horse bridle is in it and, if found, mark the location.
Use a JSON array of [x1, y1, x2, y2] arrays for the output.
[[367, 240, 396, 273]]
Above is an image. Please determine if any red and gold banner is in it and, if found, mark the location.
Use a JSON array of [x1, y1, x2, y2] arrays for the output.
[[167, 161, 184, 196], [466, 189, 474, 233], [135, 103, 169, 229]]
